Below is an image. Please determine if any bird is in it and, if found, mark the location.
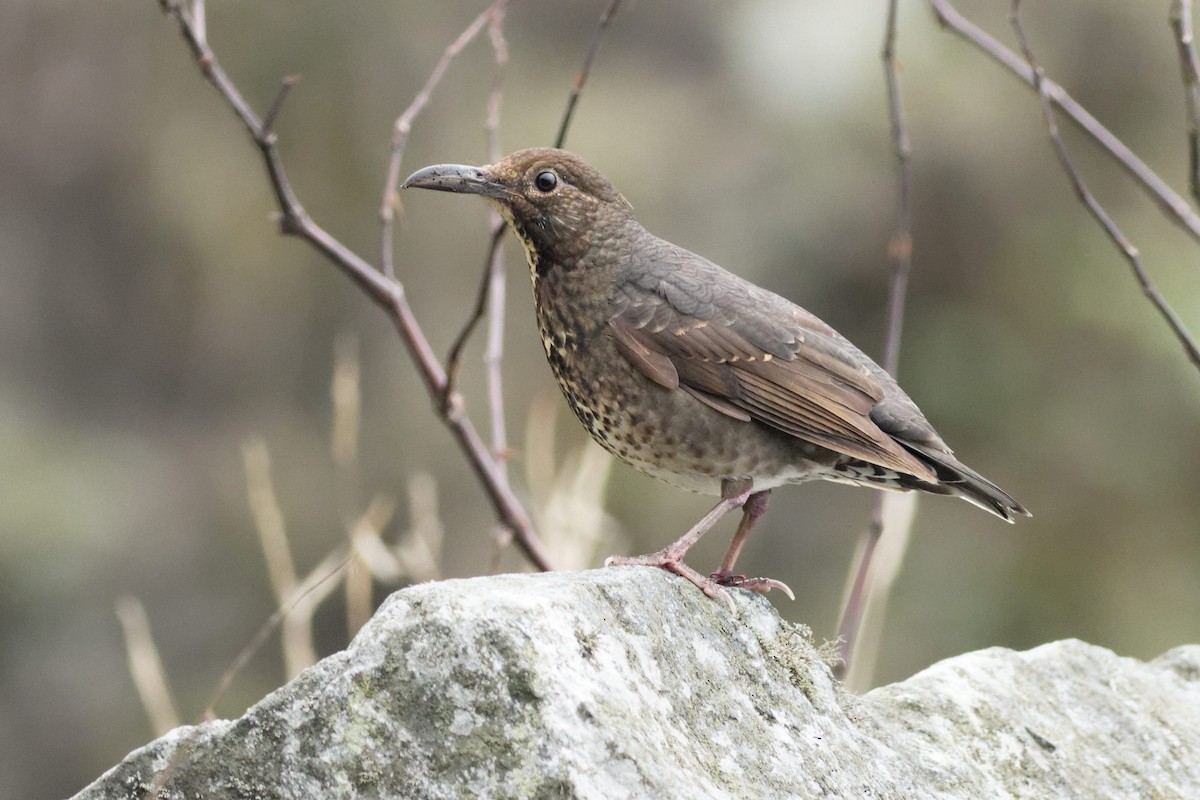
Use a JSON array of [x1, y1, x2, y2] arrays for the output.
[[403, 147, 1027, 603]]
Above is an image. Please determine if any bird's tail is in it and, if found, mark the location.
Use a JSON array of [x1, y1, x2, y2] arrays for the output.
[[897, 441, 1030, 522]]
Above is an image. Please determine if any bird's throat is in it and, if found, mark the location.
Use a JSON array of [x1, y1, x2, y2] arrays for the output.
[[495, 203, 550, 282]]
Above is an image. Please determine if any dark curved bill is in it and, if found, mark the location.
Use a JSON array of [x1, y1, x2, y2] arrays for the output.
[[401, 164, 507, 199]]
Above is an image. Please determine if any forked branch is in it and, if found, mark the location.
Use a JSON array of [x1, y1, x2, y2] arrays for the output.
[[158, 0, 553, 571], [930, 0, 1200, 246], [1009, 1, 1200, 371]]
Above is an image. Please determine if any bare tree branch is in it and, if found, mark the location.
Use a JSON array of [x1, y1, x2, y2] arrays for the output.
[[445, 225, 506, 409], [1010, 0, 1200, 373], [379, 0, 510, 280], [444, 0, 626, 508], [158, 0, 553, 571], [835, 0, 920, 683], [441, 4, 513, 492], [1171, 0, 1200, 206], [555, 0, 623, 149], [484, 10, 512, 480], [839, 493, 918, 690], [929, 0, 1200, 247], [446, 0, 624, 399]]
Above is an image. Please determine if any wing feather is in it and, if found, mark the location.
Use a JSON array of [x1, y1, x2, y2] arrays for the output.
[[608, 251, 937, 481]]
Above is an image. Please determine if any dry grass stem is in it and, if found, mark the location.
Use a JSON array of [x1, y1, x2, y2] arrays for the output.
[[116, 595, 181, 736], [331, 333, 361, 470], [242, 438, 298, 606]]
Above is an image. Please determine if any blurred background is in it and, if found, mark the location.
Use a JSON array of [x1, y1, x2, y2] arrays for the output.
[[3, 1, 1199, 796]]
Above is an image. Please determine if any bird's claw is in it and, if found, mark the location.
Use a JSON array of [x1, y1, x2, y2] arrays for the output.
[[710, 572, 796, 601], [606, 553, 737, 612]]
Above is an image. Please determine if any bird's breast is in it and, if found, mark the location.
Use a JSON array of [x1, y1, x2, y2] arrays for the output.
[[531, 293, 831, 496]]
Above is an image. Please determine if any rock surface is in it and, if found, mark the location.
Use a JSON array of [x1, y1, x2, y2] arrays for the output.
[[74, 568, 1200, 799]]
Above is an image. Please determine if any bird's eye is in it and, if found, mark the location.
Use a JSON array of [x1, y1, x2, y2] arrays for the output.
[[534, 170, 558, 193]]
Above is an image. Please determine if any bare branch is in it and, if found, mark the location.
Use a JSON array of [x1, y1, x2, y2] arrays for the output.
[[445, 225, 507, 402], [379, 0, 510, 279], [484, 8, 512, 482], [554, 0, 623, 149], [1171, 0, 1200, 205], [929, 0, 1200, 247], [1010, 0, 1200, 373], [835, 0, 919, 681], [158, 0, 554, 571], [878, 2, 913, 381], [446, 0, 625, 496], [262, 74, 298, 136], [838, 493, 918, 690]]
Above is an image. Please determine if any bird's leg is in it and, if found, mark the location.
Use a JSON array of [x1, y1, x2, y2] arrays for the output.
[[605, 478, 754, 609], [709, 490, 795, 600]]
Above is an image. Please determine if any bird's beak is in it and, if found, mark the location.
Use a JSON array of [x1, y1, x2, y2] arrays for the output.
[[401, 163, 509, 200]]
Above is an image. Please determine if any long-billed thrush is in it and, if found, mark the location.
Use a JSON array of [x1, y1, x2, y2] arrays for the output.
[[404, 148, 1027, 601]]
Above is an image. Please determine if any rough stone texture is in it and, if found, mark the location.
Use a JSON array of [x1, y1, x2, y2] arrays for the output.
[[74, 569, 1200, 799]]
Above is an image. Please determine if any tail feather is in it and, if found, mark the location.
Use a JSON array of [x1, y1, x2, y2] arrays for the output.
[[897, 441, 1030, 522]]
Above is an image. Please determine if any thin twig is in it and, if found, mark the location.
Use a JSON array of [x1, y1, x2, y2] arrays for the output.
[[445, 224, 506, 406], [554, 0, 623, 149], [331, 332, 362, 536], [1171, 0, 1200, 205], [159, 0, 553, 571], [834, 0, 919, 682], [484, 9, 511, 480], [839, 493, 918, 690], [929, 0, 1200, 246], [413, 1, 511, 421], [203, 548, 351, 717], [379, 0, 509, 280], [446, 0, 624, 477], [262, 74, 298, 135], [834, 516, 882, 681], [1010, 0, 1200, 372]]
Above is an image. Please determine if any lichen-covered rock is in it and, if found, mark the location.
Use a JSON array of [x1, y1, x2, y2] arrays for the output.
[[73, 569, 1200, 799]]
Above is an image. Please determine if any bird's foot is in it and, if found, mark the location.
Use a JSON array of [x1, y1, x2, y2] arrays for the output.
[[605, 552, 735, 611], [710, 571, 796, 601]]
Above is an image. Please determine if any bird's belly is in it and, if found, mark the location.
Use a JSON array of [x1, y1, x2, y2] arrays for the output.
[[545, 332, 833, 496]]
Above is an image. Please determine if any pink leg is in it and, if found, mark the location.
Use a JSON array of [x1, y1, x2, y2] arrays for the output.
[[606, 478, 753, 609], [710, 490, 794, 600]]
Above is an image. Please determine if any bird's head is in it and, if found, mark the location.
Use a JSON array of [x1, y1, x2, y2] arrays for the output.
[[403, 148, 634, 275]]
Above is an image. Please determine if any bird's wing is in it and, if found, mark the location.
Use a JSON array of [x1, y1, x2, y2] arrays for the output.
[[608, 242, 936, 481]]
